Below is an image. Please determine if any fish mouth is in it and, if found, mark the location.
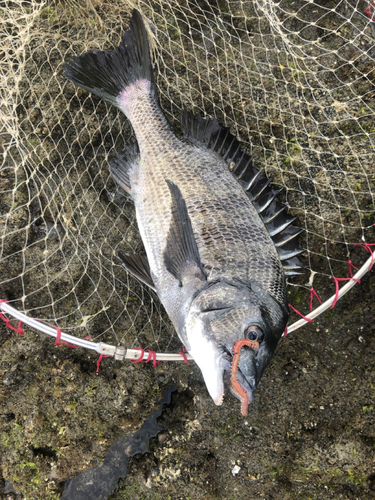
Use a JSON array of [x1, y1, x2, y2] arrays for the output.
[[189, 342, 255, 411], [185, 311, 258, 411], [223, 360, 254, 415], [229, 369, 254, 406], [222, 342, 257, 416]]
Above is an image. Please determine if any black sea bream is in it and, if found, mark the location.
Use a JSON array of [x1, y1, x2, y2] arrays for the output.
[[64, 10, 304, 415]]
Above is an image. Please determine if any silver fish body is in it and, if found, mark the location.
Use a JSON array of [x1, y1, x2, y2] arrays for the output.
[[64, 10, 302, 414]]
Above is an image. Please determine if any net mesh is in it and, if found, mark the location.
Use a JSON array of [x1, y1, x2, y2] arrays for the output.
[[1, 0, 374, 351]]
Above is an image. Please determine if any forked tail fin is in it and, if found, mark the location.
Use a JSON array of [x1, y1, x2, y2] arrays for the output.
[[64, 9, 157, 108]]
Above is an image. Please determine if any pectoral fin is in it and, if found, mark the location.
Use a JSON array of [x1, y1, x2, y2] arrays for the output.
[[118, 251, 156, 291], [163, 181, 206, 286]]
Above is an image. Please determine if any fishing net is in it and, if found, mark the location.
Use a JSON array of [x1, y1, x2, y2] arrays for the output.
[[1, 0, 374, 355]]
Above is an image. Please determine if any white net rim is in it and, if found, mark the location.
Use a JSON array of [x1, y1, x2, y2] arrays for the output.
[[0, 249, 373, 362]]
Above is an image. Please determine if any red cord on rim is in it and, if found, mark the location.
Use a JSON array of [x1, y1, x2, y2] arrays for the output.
[[53, 326, 79, 348], [96, 354, 109, 373], [144, 350, 160, 367], [288, 303, 313, 322], [176, 346, 193, 364], [347, 260, 359, 278], [365, 2, 375, 22], [309, 288, 322, 312], [330, 277, 360, 309], [0, 300, 24, 336], [354, 243, 375, 271], [130, 348, 164, 367], [130, 348, 145, 364]]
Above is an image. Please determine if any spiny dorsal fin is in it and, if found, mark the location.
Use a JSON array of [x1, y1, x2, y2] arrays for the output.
[[180, 109, 305, 273], [164, 180, 206, 286], [282, 257, 305, 276], [180, 110, 252, 170], [118, 251, 155, 291]]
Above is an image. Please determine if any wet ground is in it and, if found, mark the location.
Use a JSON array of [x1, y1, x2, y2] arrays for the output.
[[0, 263, 374, 500]]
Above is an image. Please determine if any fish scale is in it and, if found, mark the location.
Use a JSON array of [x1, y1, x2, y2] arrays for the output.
[[124, 91, 283, 290], [132, 125, 285, 305], [64, 10, 302, 414]]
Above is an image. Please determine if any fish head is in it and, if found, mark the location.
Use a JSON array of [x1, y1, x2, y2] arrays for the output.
[[185, 278, 288, 411]]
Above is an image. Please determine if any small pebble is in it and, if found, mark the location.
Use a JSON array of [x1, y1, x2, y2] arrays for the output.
[[232, 465, 241, 475]]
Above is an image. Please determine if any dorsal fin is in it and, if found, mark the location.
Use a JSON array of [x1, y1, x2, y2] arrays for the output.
[[180, 110, 305, 274]]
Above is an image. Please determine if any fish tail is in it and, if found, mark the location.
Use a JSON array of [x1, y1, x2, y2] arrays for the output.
[[64, 10, 157, 109]]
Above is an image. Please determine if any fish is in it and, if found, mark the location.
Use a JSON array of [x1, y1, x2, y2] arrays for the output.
[[64, 10, 304, 415]]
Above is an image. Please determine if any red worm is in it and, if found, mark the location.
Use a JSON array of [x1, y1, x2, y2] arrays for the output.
[[230, 338, 259, 416]]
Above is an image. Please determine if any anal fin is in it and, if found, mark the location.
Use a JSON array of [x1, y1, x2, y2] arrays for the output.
[[118, 251, 156, 291]]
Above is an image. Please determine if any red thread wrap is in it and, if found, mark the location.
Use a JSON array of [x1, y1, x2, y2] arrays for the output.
[[365, 2, 375, 22], [330, 277, 360, 309], [309, 287, 322, 312], [347, 260, 358, 278], [288, 304, 313, 322], [0, 299, 25, 336]]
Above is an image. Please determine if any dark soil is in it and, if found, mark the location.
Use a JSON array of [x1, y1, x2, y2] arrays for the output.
[[0, 268, 374, 500]]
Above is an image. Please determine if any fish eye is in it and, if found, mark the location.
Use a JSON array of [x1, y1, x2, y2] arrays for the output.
[[245, 326, 264, 343]]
